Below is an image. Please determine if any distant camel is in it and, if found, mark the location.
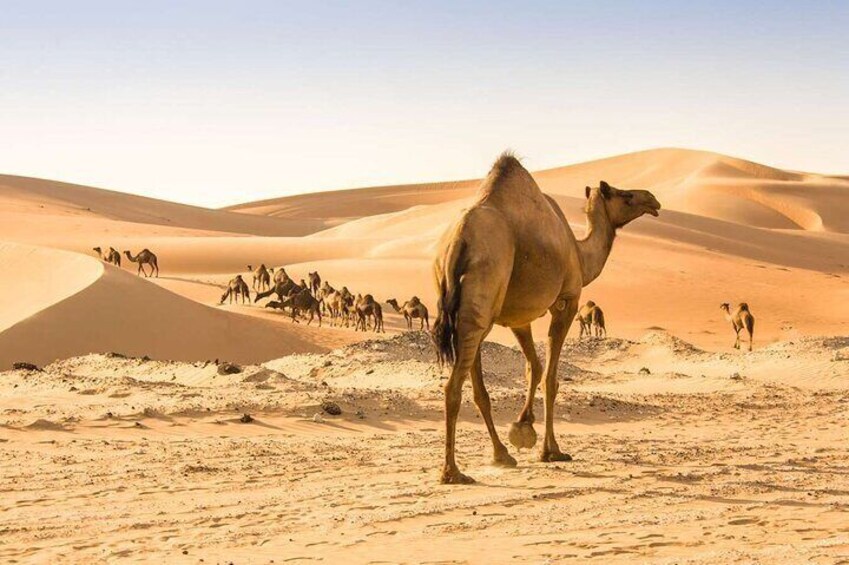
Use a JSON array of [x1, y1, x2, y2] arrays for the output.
[[248, 264, 271, 292], [386, 297, 429, 330], [220, 275, 250, 304], [354, 294, 384, 333], [93, 246, 121, 267], [316, 281, 336, 314], [720, 302, 755, 351], [273, 267, 290, 284], [124, 249, 159, 277], [432, 153, 660, 484], [308, 271, 321, 295], [575, 301, 606, 338], [280, 289, 323, 326]]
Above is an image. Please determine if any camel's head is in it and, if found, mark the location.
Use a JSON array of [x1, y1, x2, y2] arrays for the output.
[[247, 264, 253, 271], [719, 302, 731, 312], [586, 181, 661, 228], [93, 247, 101, 253], [386, 298, 398, 306], [123, 250, 131, 256]]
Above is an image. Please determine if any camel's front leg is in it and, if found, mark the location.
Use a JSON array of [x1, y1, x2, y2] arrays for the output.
[[540, 300, 578, 463], [508, 325, 541, 450]]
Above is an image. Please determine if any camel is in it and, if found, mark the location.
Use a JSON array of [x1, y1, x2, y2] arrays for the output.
[[308, 271, 321, 295], [254, 279, 299, 303], [273, 267, 290, 284], [386, 297, 429, 330], [431, 153, 660, 484], [575, 301, 606, 338], [354, 294, 384, 333], [720, 303, 755, 351], [316, 281, 336, 314], [124, 249, 159, 277], [220, 275, 250, 304], [93, 246, 121, 267], [248, 264, 271, 292], [279, 288, 323, 326]]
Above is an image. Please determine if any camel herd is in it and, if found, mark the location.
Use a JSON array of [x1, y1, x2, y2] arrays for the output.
[[217, 264, 427, 334], [92, 247, 159, 277]]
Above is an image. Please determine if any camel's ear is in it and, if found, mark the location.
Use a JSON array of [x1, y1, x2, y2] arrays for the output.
[[585, 186, 591, 199], [599, 181, 612, 199]]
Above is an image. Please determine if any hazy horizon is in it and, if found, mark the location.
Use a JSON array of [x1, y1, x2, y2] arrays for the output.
[[2, 0, 847, 207]]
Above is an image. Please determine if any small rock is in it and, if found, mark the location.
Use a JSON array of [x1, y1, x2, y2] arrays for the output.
[[638, 367, 651, 375], [217, 362, 242, 375], [105, 352, 126, 359], [730, 372, 742, 380], [321, 401, 342, 416], [313, 413, 324, 423], [12, 362, 40, 372], [239, 413, 254, 423], [141, 355, 151, 362]]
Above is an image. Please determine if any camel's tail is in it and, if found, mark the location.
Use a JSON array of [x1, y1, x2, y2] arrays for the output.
[[432, 239, 466, 367]]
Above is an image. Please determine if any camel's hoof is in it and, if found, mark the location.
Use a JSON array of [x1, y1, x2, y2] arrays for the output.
[[440, 468, 475, 485], [493, 445, 518, 467], [540, 450, 573, 463], [508, 421, 537, 449]]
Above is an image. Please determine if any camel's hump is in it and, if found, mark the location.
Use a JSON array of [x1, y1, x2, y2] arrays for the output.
[[478, 152, 544, 202]]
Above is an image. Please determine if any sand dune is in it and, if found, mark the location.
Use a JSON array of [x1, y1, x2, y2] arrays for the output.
[[0, 242, 359, 369]]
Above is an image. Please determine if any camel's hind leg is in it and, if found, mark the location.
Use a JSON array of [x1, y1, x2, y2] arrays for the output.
[[470, 348, 515, 467], [442, 322, 487, 484], [508, 325, 542, 450], [540, 300, 578, 463]]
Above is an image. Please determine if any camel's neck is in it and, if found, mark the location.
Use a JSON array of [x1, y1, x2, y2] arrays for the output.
[[576, 199, 616, 286], [126, 253, 139, 262], [722, 310, 733, 322]]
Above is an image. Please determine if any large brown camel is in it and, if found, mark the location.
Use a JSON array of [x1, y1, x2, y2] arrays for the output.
[[123, 249, 159, 277], [248, 264, 271, 292], [93, 246, 121, 267], [575, 301, 606, 338], [386, 297, 429, 330], [354, 294, 384, 333], [720, 302, 755, 351], [220, 275, 250, 304], [432, 153, 660, 484], [280, 288, 323, 326], [308, 271, 321, 295]]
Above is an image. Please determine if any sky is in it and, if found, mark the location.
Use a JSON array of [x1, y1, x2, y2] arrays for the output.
[[1, 1, 847, 207]]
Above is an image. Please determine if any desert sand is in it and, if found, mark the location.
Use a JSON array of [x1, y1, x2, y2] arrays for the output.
[[1, 148, 848, 563]]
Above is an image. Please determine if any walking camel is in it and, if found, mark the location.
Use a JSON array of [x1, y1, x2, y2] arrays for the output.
[[93, 246, 122, 267], [279, 288, 323, 326], [308, 271, 322, 295], [248, 264, 271, 292], [720, 302, 755, 351], [123, 249, 159, 277], [354, 294, 384, 333], [386, 297, 430, 330], [575, 301, 606, 338], [432, 152, 660, 484]]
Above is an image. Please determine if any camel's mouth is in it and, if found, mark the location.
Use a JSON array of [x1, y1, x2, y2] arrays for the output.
[[644, 204, 660, 217]]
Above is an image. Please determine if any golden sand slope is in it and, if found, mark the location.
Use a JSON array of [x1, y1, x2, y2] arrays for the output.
[[1, 332, 847, 563], [0, 242, 355, 369]]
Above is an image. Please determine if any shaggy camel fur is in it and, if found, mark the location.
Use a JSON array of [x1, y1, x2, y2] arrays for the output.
[[308, 271, 321, 295], [432, 153, 660, 484], [248, 264, 271, 292], [220, 275, 250, 304], [93, 247, 121, 267], [354, 294, 384, 333], [280, 289, 323, 326], [575, 301, 606, 338], [124, 249, 159, 277], [720, 302, 755, 351], [387, 297, 429, 330]]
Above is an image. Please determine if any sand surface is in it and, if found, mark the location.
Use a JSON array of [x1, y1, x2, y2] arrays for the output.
[[0, 147, 847, 562]]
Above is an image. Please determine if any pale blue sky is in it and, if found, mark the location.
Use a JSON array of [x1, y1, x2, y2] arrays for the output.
[[1, 1, 846, 206]]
